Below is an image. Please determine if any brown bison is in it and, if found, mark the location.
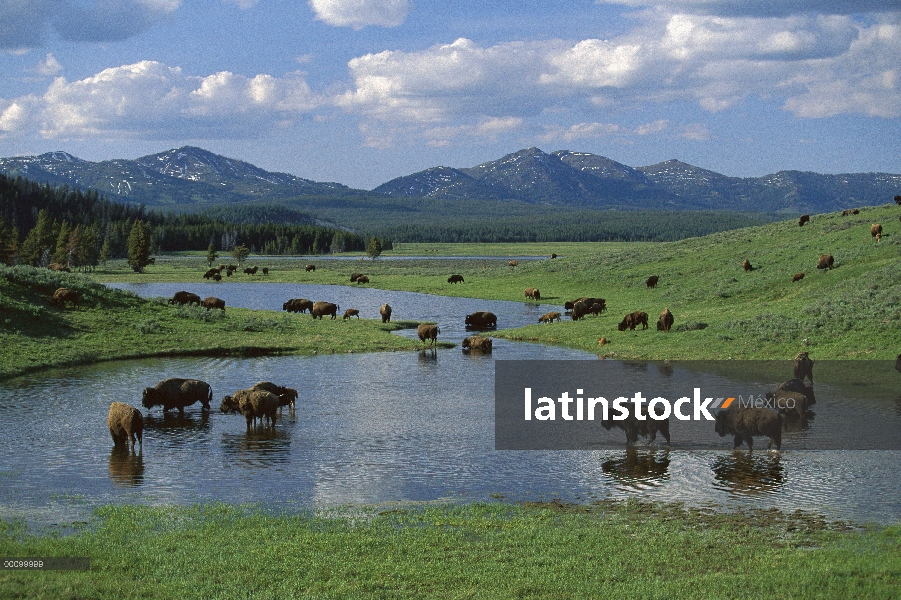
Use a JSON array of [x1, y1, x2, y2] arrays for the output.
[[551, 253, 557, 259], [243, 266, 259, 275], [601, 413, 670, 446], [462, 336, 492, 353], [202, 296, 225, 311], [871, 223, 883, 238], [524, 287, 540, 301], [851, 208, 860, 214], [350, 272, 364, 282], [262, 267, 269, 275], [380, 303, 392, 323], [48, 262, 70, 272], [465, 311, 497, 329], [250, 381, 298, 411], [793, 352, 814, 384], [107, 402, 143, 449], [588, 302, 606, 316], [212, 273, 222, 282], [203, 267, 220, 279], [776, 378, 816, 407], [817, 254, 834, 270], [571, 301, 589, 321], [791, 272, 805, 283], [343, 308, 360, 319], [168, 291, 201, 306], [142, 378, 212, 415], [448, 274, 465, 284], [311, 301, 339, 320], [841, 209, 854, 216], [305, 264, 316, 272], [657, 308, 674, 333], [618, 311, 649, 331], [283, 298, 314, 313], [508, 260, 518, 267], [355, 275, 370, 284], [417, 324, 440, 347], [742, 259, 753, 272], [567, 297, 605, 314], [538, 311, 561, 323], [798, 214, 810, 227], [767, 390, 812, 421], [220, 389, 279, 430], [714, 407, 782, 451], [50, 287, 79, 308], [646, 275, 659, 288]]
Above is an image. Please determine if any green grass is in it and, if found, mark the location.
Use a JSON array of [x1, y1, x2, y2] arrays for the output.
[[1, 500, 898, 599], [0, 265, 448, 381]]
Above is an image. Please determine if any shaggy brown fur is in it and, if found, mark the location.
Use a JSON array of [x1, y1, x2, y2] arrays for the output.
[[462, 336, 492, 352], [657, 308, 674, 332], [742, 259, 753, 272], [168, 291, 201, 306], [508, 260, 518, 267], [792, 272, 805, 282], [776, 378, 816, 407], [380, 303, 392, 323], [871, 223, 883, 237], [283, 298, 314, 313], [50, 287, 79, 308], [250, 381, 298, 410], [793, 352, 814, 384], [465, 311, 497, 329], [142, 378, 212, 415], [571, 301, 589, 321], [350, 272, 363, 282], [646, 275, 659, 288], [601, 413, 671, 446], [355, 275, 370, 284], [767, 390, 811, 420], [618, 311, 649, 331], [524, 287, 541, 301], [343, 308, 360, 319], [798, 214, 810, 227], [538, 311, 561, 323], [107, 402, 143, 449], [817, 254, 834, 270], [417, 324, 440, 347], [221, 389, 279, 430], [311, 301, 339, 319], [202, 296, 225, 311], [305, 264, 316, 272], [447, 274, 465, 284], [588, 302, 605, 316], [714, 407, 782, 451], [243, 266, 259, 275]]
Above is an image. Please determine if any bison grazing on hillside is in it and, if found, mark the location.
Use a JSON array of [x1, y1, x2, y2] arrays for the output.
[[871, 223, 882, 238], [202, 297, 225, 311], [646, 275, 659, 288], [742, 259, 753, 272], [462, 335, 492, 353], [851, 208, 860, 214], [220, 389, 279, 430], [283, 298, 314, 313], [571, 301, 590, 321], [817, 254, 834, 270], [350, 272, 363, 282], [538, 311, 561, 323], [250, 381, 298, 411], [380, 303, 392, 323], [447, 274, 465, 284], [618, 311, 649, 331], [417, 324, 440, 347], [311, 301, 339, 320], [355, 275, 370, 284], [798, 214, 810, 227], [793, 351, 814, 384], [791, 272, 805, 283], [142, 378, 212, 415], [168, 291, 201, 306], [588, 302, 606, 316], [465, 311, 497, 329], [601, 413, 671, 446], [657, 308, 674, 332], [50, 287, 79, 308], [305, 264, 316, 272], [343, 308, 360, 319], [714, 407, 782, 451], [107, 402, 143, 449], [524, 287, 540, 301]]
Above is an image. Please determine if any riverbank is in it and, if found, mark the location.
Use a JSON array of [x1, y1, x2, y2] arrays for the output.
[[1, 499, 896, 599], [0, 265, 448, 381], [88, 205, 901, 360]]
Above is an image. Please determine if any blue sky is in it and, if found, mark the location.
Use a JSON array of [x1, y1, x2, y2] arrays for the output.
[[1, 1, 899, 189]]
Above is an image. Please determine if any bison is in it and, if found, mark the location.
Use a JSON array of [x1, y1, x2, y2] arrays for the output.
[[646, 275, 659, 288], [343, 308, 360, 319], [350, 272, 364, 282], [311, 301, 339, 320], [742, 259, 753, 272], [50, 287, 79, 308], [841, 209, 854, 216], [107, 402, 143, 449], [657, 308, 674, 333], [571, 301, 589, 321], [283, 298, 314, 313], [793, 352, 814, 384], [380, 303, 392, 323], [508, 260, 518, 267], [355, 275, 370, 284], [465, 311, 497, 329], [250, 381, 298, 411], [203, 267, 220, 279], [896, 353, 901, 374], [305, 264, 316, 272], [462, 335, 492, 353], [447, 274, 465, 284], [538, 311, 561, 323], [221, 389, 279, 430], [568, 297, 605, 314], [212, 273, 222, 282], [243, 266, 259, 275], [871, 223, 883, 238], [618, 311, 649, 331], [776, 378, 816, 407], [767, 390, 811, 421], [714, 407, 782, 451], [551, 253, 557, 259], [792, 272, 805, 283], [798, 214, 810, 227], [48, 262, 70, 272], [588, 302, 606, 316], [168, 291, 201, 306], [142, 378, 212, 415], [417, 324, 440, 347], [202, 296, 225, 311], [601, 413, 671, 446], [817, 254, 834, 270], [262, 267, 269, 275], [524, 287, 540, 301]]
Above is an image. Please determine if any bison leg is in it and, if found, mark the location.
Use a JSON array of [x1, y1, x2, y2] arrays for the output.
[[732, 434, 744, 449], [110, 429, 124, 446], [178, 406, 185, 416]]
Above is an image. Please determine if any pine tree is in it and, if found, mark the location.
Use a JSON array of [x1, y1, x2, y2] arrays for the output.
[[80, 225, 98, 271], [19, 209, 56, 266], [127, 220, 153, 273], [206, 243, 218, 267], [66, 225, 82, 270], [53, 221, 71, 266], [0, 216, 18, 265], [99, 235, 112, 265], [230, 243, 249, 266], [366, 236, 382, 260]]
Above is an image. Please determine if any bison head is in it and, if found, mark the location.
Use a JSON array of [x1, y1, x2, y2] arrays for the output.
[[220, 395, 238, 414], [141, 388, 157, 409], [714, 411, 731, 437]]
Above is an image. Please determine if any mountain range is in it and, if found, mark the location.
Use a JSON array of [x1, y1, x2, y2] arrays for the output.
[[1, 146, 899, 214]]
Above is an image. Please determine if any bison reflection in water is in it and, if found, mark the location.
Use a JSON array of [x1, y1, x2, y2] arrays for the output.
[[108, 446, 144, 487], [143, 411, 210, 436], [601, 449, 670, 489], [220, 429, 291, 469], [711, 452, 784, 497]]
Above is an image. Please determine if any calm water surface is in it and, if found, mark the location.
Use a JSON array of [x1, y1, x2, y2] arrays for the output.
[[1, 283, 899, 527]]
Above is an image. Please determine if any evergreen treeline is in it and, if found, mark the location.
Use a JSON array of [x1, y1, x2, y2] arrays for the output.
[[0, 174, 367, 268]]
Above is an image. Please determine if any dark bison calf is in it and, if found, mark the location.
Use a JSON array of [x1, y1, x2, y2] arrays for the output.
[[283, 298, 314, 313], [202, 296, 225, 311], [646, 275, 659, 288], [798, 214, 810, 227], [50, 287, 79, 308], [142, 378, 212, 415], [715, 407, 782, 451], [817, 254, 834, 270], [168, 291, 201, 306], [618, 311, 649, 331], [448, 274, 464, 284], [657, 308, 674, 332], [793, 351, 814, 384], [742, 259, 753, 272], [107, 402, 143, 449], [305, 264, 316, 272]]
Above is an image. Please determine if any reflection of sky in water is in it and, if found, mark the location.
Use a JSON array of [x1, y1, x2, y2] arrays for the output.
[[0, 284, 898, 527]]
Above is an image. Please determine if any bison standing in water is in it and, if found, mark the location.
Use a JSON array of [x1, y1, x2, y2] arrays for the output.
[[250, 381, 298, 411], [462, 336, 492, 353], [107, 402, 143, 449], [465, 311, 497, 329], [538, 312, 561, 323], [220, 389, 279, 430], [418, 324, 440, 347], [793, 352, 814, 384], [714, 407, 782, 451], [380, 303, 392, 323], [601, 413, 671, 446], [142, 378, 212, 415]]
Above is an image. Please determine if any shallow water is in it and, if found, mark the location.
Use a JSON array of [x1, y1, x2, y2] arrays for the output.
[[1, 283, 899, 527]]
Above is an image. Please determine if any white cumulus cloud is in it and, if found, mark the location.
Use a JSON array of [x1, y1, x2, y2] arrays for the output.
[[308, 0, 409, 28]]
